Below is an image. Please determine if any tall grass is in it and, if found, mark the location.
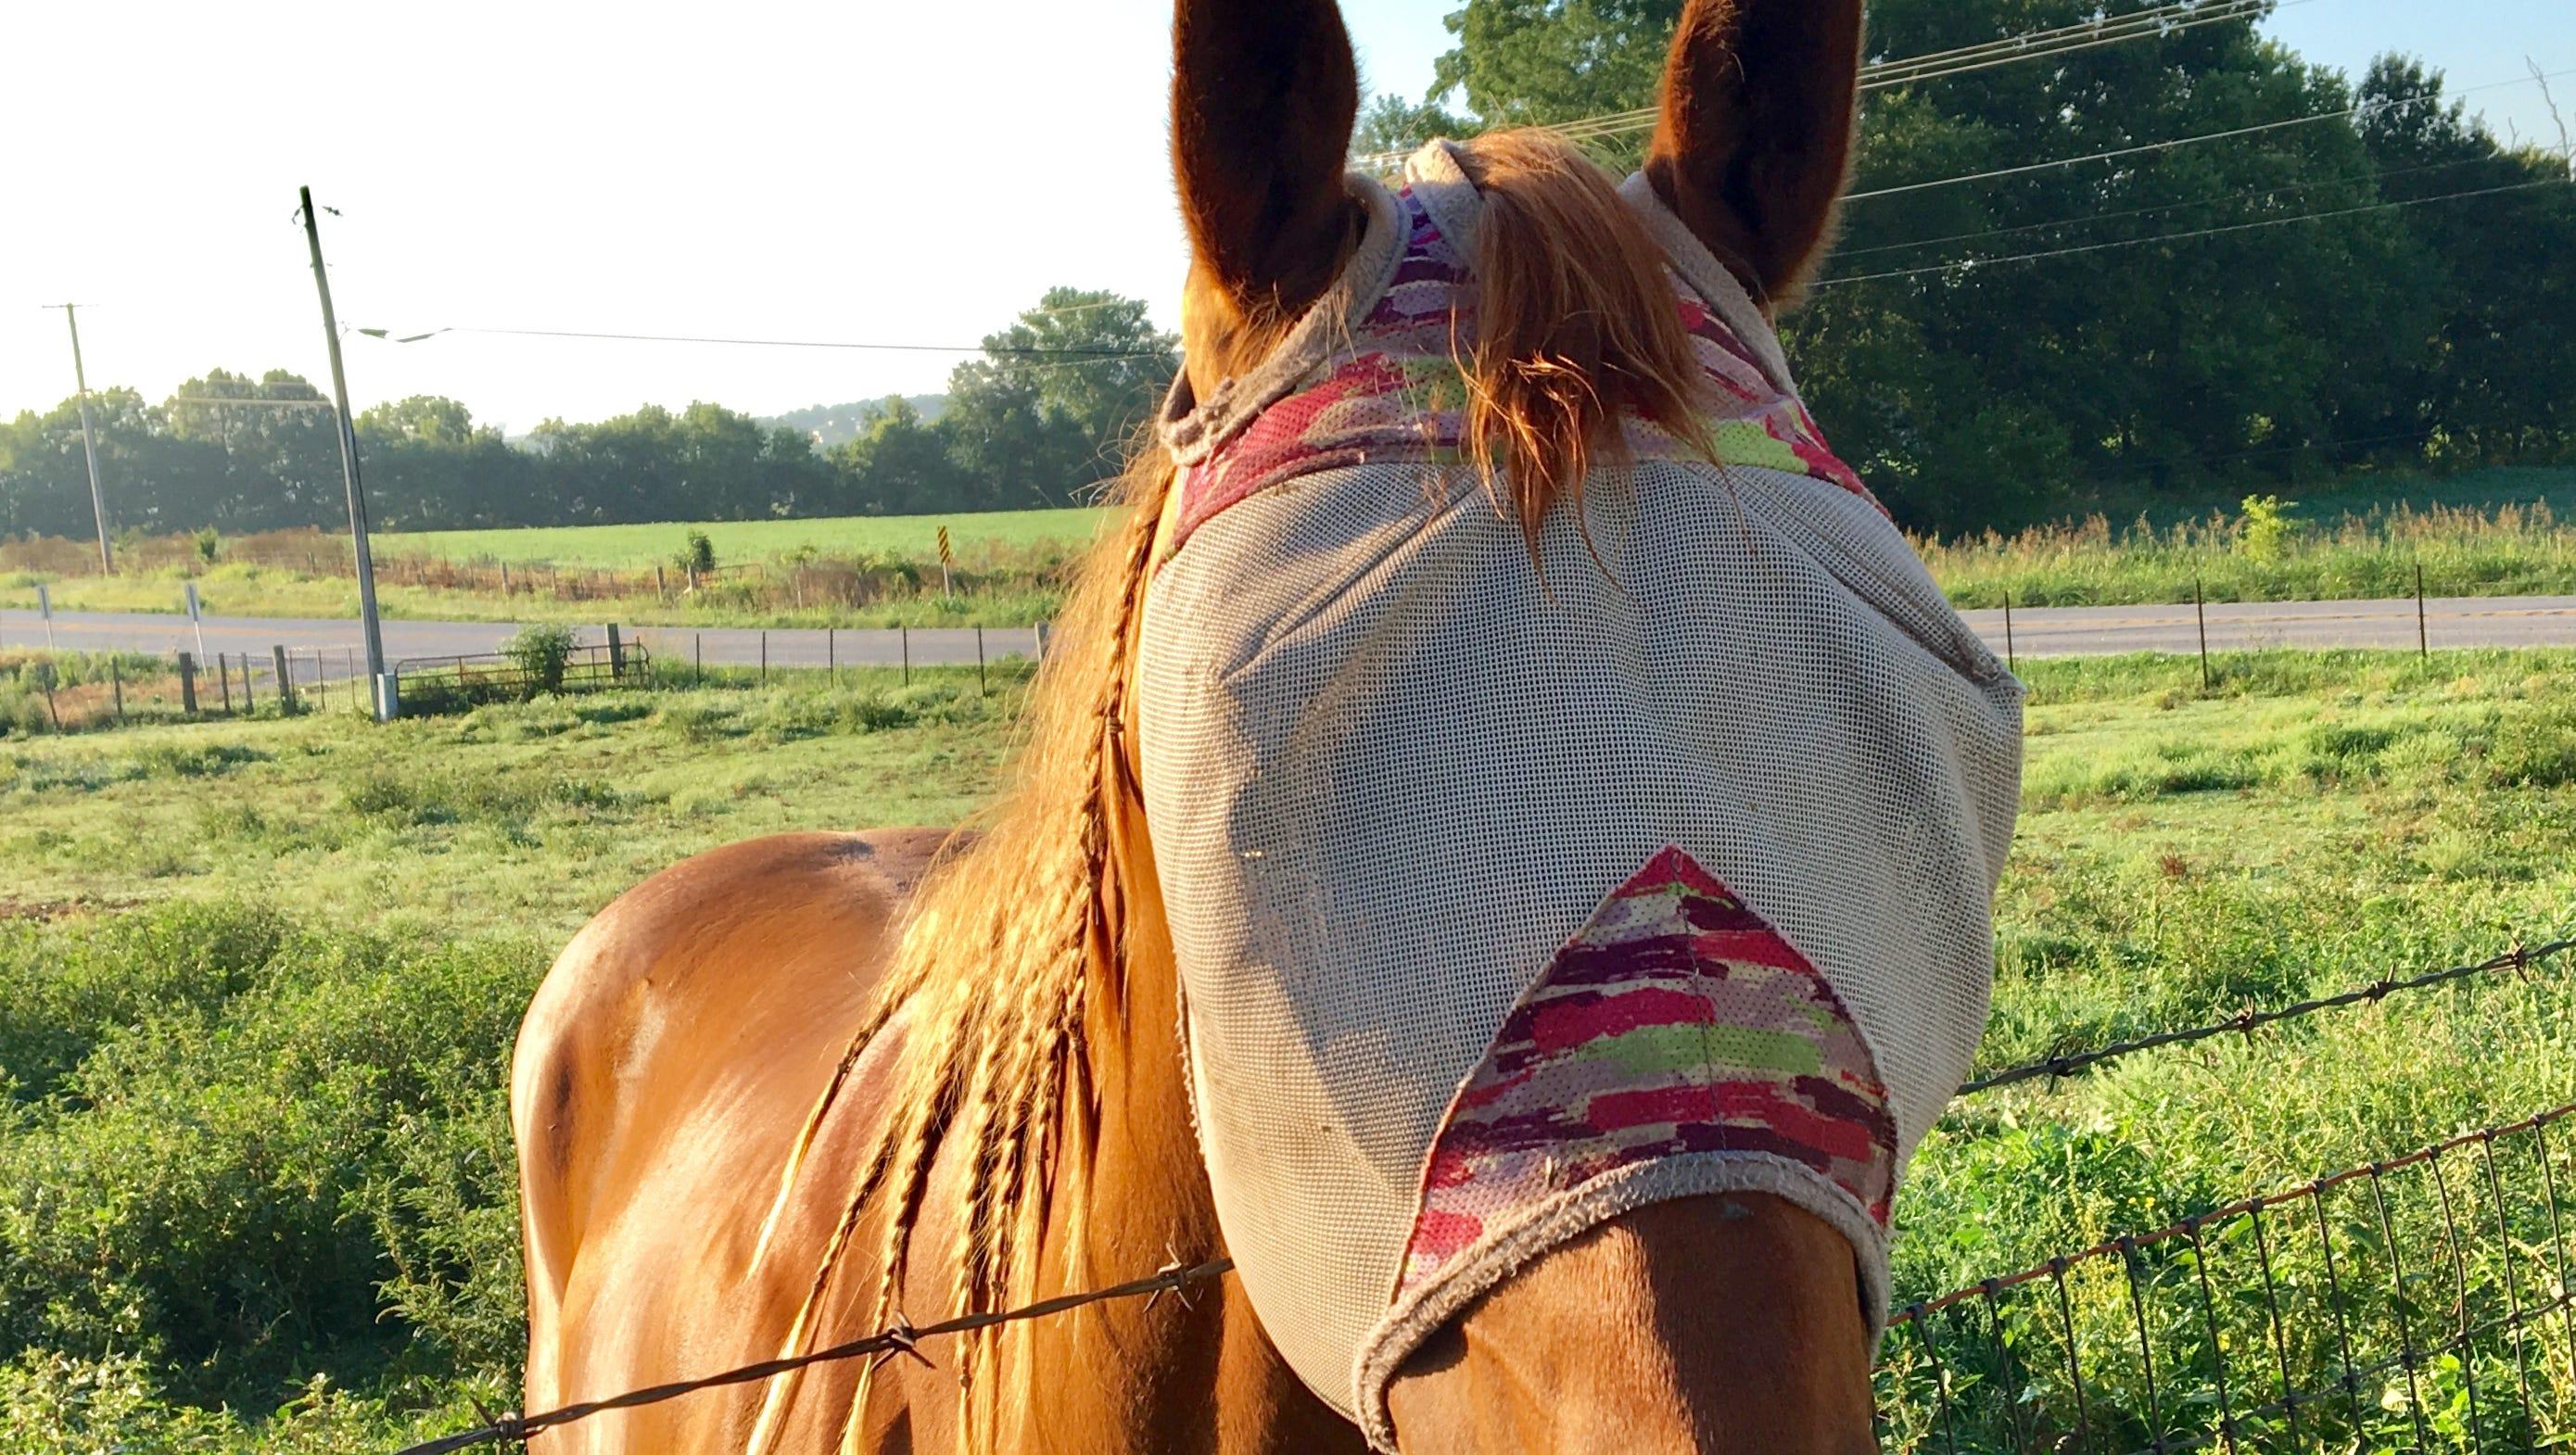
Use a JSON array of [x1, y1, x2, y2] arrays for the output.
[[0, 651, 173, 738], [1925, 498, 2576, 608]]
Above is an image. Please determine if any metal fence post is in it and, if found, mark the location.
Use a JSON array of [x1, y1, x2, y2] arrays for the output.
[[976, 625, 986, 695], [902, 625, 910, 685], [218, 652, 234, 715], [607, 624, 627, 678], [2194, 577, 2211, 691], [760, 630, 768, 684], [2002, 592, 2017, 675], [2417, 564, 2430, 659], [828, 626, 836, 685], [694, 632, 704, 687], [110, 658, 123, 723]]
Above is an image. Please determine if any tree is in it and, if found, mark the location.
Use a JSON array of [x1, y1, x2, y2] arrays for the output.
[[832, 398, 971, 516], [1432, 0, 1680, 127], [1356, 94, 1480, 161], [1415, 0, 2576, 532], [943, 289, 1177, 505]]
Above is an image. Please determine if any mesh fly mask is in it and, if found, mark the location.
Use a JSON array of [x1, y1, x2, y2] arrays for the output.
[[1136, 141, 2025, 1449]]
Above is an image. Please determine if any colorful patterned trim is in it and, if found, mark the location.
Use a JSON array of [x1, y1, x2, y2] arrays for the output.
[[1170, 187, 1879, 557], [1396, 846, 1897, 1298]]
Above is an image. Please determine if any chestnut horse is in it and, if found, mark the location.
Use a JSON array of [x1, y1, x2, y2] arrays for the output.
[[513, 1, 1900, 1450]]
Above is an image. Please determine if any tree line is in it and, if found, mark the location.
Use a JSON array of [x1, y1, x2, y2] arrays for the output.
[[6, 0, 2573, 545], [0, 288, 1175, 540], [1367, 0, 2576, 532]]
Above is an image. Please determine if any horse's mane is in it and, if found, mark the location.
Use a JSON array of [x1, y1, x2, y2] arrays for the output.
[[753, 128, 1718, 1455]]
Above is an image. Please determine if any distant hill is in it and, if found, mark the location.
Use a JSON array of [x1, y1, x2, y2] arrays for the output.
[[763, 395, 948, 449]]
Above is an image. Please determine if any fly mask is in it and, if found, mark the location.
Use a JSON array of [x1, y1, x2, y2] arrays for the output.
[[1135, 140, 2025, 1449]]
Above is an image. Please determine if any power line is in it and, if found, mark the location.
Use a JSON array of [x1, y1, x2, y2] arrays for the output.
[[435, 326, 1171, 360], [1835, 145, 2573, 260], [1862, 0, 2294, 91], [167, 396, 335, 410], [1360, 0, 2311, 164], [1870, 0, 2277, 82], [1468, 0, 2289, 146], [1846, 68, 2574, 202], [1817, 176, 2570, 287]]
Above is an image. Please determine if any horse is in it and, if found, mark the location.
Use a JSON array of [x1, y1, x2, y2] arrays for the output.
[[510, 2, 2023, 1451]]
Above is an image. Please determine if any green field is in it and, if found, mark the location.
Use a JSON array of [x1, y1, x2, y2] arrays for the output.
[[2, 649, 2573, 1448], [1926, 464, 2576, 609], [374, 507, 1117, 568], [11, 470, 2576, 635]]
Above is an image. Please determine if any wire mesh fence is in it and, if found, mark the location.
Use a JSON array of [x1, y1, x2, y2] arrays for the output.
[[1880, 1104, 2576, 1454], [392, 642, 652, 712], [1, 644, 393, 735]]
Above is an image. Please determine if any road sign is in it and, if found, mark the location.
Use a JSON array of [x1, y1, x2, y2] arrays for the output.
[[35, 583, 53, 650], [938, 525, 956, 598]]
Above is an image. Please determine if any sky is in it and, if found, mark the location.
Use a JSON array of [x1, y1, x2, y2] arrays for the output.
[[1, 0, 2565, 434]]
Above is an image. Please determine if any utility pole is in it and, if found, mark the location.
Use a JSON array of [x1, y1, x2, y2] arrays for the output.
[[298, 187, 393, 719], [42, 304, 113, 573]]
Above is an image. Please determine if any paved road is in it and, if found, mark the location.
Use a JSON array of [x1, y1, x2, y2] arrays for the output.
[[0, 611, 1051, 672], [8, 595, 2576, 670], [1954, 595, 2576, 658]]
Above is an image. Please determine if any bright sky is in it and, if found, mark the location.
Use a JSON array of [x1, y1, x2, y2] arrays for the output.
[[1, 0, 2564, 433]]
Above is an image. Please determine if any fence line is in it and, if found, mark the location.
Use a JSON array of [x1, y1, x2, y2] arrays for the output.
[[1961, 937, 2576, 1095], [363, 937, 2576, 1455], [374, 1093, 2576, 1455], [1882, 1098, 2576, 1453]]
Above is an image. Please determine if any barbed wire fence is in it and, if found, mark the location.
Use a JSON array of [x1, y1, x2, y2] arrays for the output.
[[381, 935, 2574, 1455]]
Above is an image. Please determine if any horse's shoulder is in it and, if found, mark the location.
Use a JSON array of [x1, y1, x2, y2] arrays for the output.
[[524, 829, 949, 1035], [513, 829, 960, 1357]]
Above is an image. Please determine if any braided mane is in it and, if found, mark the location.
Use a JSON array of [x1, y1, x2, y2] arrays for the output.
[[749, 127, 1721, 1455]]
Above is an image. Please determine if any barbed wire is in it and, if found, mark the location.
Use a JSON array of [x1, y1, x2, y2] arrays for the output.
[[387, 1258, 1235, 1455], [1959, 935, 2573, 1095]]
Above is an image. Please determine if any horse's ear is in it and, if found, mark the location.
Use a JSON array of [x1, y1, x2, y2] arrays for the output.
[[1171, 0, 1362, 321], [1643, 0, 1865, 308]]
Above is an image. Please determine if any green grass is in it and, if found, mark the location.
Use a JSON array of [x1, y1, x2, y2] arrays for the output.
[[0, 665, 1028, 937], [1, 649, 2572, 1447], [374, 507, 1116, 568]]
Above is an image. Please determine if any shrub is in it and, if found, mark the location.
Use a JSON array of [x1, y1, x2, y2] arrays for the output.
[[680, 529, 717, 577], [0, 905, 544, 1411], [501, 625, 578, 697], [2235, 493, 2302, 562]]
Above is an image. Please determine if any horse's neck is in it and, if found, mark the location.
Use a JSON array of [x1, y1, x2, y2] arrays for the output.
[[1009, 800, 1359, 1455]]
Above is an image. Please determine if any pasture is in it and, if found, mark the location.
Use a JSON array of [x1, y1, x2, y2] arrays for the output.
[[372, 508, 1117, 570], [6, 471, 2575, 639], [1, 648, 2573, 1449]]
